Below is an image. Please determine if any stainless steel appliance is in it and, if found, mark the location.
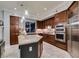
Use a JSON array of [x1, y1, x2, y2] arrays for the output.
[[67, 15, 79, 58], [67, 2, 79, 58], [55, 23, 66, 42]]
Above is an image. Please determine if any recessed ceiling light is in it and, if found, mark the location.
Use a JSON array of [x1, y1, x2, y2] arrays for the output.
[[14, 8, 16, 10], [22, 16, 25, 19], [44, 8, 47, 11], [21, 16, 25, 23], [25, 10, 28, 15]]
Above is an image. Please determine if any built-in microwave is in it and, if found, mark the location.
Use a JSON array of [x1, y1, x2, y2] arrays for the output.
[[55, 24, 65, 32]]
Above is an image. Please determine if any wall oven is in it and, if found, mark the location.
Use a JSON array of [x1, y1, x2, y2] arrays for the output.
[[55, 23, 66, 42]]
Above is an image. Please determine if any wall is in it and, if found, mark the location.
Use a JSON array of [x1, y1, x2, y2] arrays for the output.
[[3, 10, 14, 46]]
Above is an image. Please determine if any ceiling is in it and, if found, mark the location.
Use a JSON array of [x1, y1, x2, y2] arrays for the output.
[[0, 1, 73, 20]]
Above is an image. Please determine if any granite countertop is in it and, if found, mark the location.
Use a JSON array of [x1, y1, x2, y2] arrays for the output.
[[43, 32, 55, 35], [18, 35, 43, 45], [38, 32, 55, 35]]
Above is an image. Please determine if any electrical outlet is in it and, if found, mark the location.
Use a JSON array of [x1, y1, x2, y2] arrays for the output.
[[29, 46, 32, 52]]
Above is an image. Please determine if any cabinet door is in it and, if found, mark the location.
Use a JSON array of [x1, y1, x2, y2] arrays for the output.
[[55, 11, 67, 24], [10, 16, 19, 45], [37, 21, 43, 29]]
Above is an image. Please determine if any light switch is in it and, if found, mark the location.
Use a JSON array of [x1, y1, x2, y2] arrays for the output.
[[29, 46, 32, 52]]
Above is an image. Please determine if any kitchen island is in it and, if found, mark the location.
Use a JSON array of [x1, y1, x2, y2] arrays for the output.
[[18, 35, 43, 58]]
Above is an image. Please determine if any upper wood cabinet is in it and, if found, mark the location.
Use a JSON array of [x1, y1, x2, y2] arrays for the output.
[[54, 11, 68, 24], [68, 2, 78, 18], [43, 17, 55, 28], [50, 17, 55, 27], [37, 17, 55, 29], [37, 21, 43, 29], [69, 2, 78, 13]]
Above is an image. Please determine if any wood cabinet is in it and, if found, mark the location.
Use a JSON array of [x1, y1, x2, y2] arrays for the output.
[[50, 17, 55, 27], [54, 11, 68, 25], [37, 21, 43, 29], [55, 41, 67, 50], [42, 21, 45, 29], [45, 35, 56, 45], [40, 34, 67, 50], [68, 2, 78, 18], [37, 17, 55, 29], [43, 17, 55, 28], [10, 16, 19, 45]]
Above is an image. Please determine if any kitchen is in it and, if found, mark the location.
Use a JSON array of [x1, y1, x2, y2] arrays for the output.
[[0, 1, 79, 58]]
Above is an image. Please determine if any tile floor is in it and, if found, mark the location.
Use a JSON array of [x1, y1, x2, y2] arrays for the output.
[[2, 42, 71, 58], [41, 42, 71, 58]]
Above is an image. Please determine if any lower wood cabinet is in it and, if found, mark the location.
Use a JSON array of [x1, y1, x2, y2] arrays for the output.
[[55, 41, 67, 50], [40, 34, 67, 50], [44, 35, 56, 45]]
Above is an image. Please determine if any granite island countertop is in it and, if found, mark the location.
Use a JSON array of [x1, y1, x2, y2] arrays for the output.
[[18, 35, 43, 45]]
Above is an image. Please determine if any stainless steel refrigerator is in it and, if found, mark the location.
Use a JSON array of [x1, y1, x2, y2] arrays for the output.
[[67, 12, 79, 57]]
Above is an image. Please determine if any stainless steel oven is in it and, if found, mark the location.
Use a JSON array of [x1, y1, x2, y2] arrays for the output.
[[55, 23, 66, 42], [55, 32, 65, 42]]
